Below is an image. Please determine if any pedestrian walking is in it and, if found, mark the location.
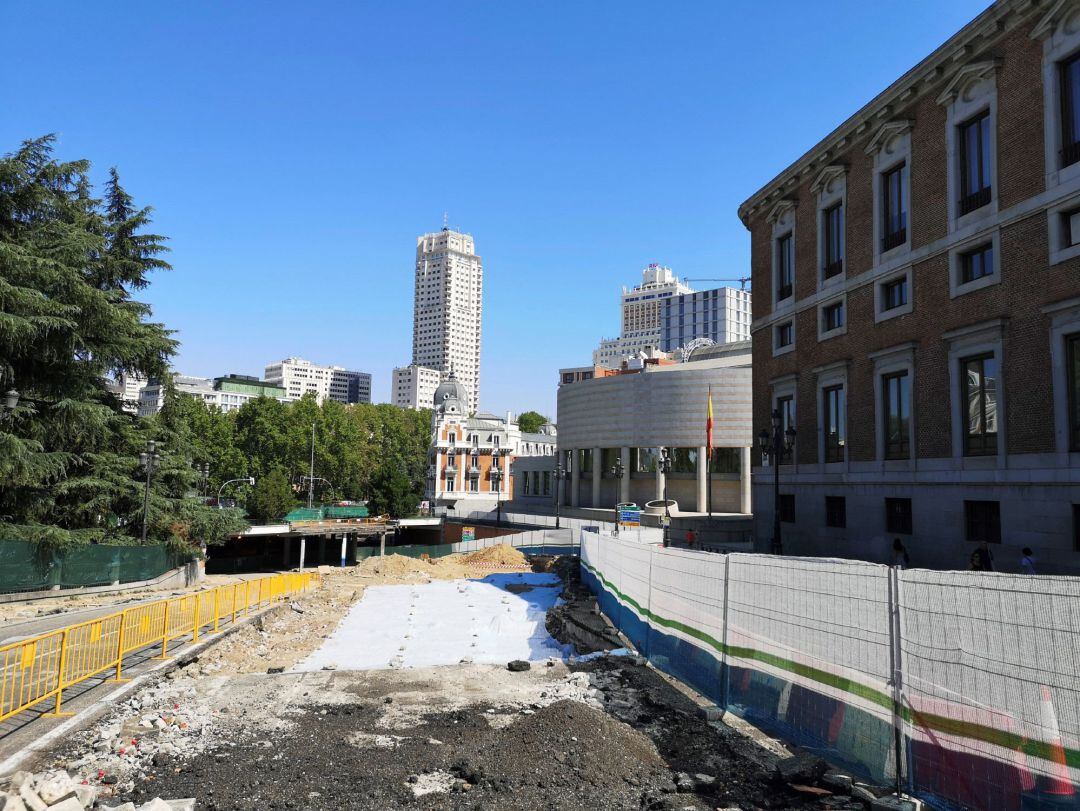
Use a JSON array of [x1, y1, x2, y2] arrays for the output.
[[970, 540, 995, 572], [1020, 547, 1037, 575], [686, 528, 696, 548], [892, 537, 910, 569]]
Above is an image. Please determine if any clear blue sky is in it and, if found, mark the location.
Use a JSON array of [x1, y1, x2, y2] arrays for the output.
[[3, 1, 988, 417]]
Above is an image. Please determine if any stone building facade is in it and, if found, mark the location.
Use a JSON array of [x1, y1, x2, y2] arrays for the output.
[[740, 0, 1080, 571]]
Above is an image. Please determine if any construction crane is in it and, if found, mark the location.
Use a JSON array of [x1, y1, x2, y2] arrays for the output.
[[684, 277, 752, 291]]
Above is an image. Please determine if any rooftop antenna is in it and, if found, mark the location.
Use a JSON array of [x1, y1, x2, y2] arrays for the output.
[[442, 211, 449, 231]]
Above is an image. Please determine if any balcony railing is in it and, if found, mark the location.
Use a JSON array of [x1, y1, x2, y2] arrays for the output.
[[958, 186, 991, 216], [467, 466, 481, 478], [881, 227, 907, 253]]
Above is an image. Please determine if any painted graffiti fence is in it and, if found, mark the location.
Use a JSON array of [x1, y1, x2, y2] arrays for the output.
[[579, 530, 1080, 810]]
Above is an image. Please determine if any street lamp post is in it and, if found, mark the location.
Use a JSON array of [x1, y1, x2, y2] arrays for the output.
[[659, 447, 672, 547], [217, 477, 255, 509], [758, 409, 796, 555], [491, 455, 504, 526], [553, 463, 567, 529], [138, 440, 162, 544], [1, 387, 18, 420], [197, 462, 210, 497], [610, 458, 624, 536]]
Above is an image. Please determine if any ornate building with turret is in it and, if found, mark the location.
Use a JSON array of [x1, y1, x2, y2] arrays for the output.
[[424, 370, 556, 512]]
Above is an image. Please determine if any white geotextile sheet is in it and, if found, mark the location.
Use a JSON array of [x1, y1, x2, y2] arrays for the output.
[[294, 573, 569, 671]]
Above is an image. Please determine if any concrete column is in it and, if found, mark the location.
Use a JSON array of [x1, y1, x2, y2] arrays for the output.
[[591, 447, 601, 509], [620, 447, 631, 504], [740, 446, 752, 514], [697, 445, 708, 513], [339, 535, 347, 567], [570, 450, 580, 508], [298, 537, 306, 572]]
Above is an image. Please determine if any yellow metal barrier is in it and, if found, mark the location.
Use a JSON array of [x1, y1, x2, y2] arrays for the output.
[[0, 571, 319, 723]]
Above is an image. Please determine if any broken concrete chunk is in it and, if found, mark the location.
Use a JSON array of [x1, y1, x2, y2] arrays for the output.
[[18, 784, 48, 811], [0, 794, 28, 811], [870, 797, 920, 811], [775, 753, 828, 785], [34, 770, 77, 805], [821, 770, 854, 794], [163, 800, 197, 811], [506, 660, 531, 672], [74, 784, 97, 808], [135, 800, 173, 811], [100, 803, 136, 811], [40, 798, 82, 811]]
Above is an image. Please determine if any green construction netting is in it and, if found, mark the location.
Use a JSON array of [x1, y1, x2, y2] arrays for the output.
[[284, 507, 324, 522], [0, 540, 191, 593], [323, 505, 369, 519]]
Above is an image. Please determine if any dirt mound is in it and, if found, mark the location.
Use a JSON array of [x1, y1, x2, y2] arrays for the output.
[[359, 554, 435, 578], [460, 543, 528, 567]]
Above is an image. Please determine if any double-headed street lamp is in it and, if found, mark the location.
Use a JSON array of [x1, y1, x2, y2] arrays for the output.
[[490, 457, 505, 526], [196, 462, 210, 497], [217, 477, 255, 509], [610, 457, 625, 536], [139, 440, 162, 544], [553, 463, 567, 529], [758, 409, 796, 555], [659, 447, 672, 547]]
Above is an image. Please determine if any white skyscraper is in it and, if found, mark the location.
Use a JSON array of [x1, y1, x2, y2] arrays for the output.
[[592, 264, 694, 368], [408, 226, 483, 410]]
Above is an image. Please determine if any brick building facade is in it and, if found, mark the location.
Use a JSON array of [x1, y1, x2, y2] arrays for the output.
[[740, 0, 1080, 571]]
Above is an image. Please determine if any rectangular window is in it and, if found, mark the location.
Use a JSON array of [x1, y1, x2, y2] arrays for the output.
[[882, 162, 908, 252], [881, 277, 908, 312], [542, 471, 551, 495], [965, 500, 1001, 543], [710, 447, 741, 474], [601, 448, 620, 476], [1074, 504, 1080, 552], [523, 474, 531, 496], [958, 111, 992, 215], [1068, 333, 1080, 452], [634, 447, 657, 474], [823, 202, 844, 278], [962, 353, 998, 456], [578, 448, 593, 474], [825, 496, 846, 528], [1061, 52, 1080, 168], [885, 497, 913, 535], [776, 321, 794, 348], [823, 385, 846, 462], [882, 371, 911, 460], [959, 243, 994, 284], [822, 301, 844, 333], [776, 395, 795, 438], [671, 448, 698, 474], [778, 494, 796, 523], [776, 233, 793, 301]]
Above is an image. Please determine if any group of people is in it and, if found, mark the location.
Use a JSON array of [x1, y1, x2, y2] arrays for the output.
[[892, 537, 1036, 573]]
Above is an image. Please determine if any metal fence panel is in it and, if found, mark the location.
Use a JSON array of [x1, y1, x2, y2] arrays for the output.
[[898, 568, 1080, 810]]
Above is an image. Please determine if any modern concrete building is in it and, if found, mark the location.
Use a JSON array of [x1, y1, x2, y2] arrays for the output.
[[409, 226, 483, 410], [263, 357, 371, 405], [592, 264, 694, 368], [137, 373, 286, 416], [660, 287, 753, 351], [391, 364, 442, 410], [556, 343, 753, 514], [107, 373, 148, 414], [741, 0, 1080, 571]]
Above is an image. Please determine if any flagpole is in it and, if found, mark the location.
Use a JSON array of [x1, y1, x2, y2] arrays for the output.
[[707, 385, 713, 520]]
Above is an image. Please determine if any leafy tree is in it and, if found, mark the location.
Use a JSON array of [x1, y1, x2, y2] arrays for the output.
[[0, 136, 244, 550], [517, 411, 549, 433], [366, 461, 419, 518], [246, 468, 296, 522]]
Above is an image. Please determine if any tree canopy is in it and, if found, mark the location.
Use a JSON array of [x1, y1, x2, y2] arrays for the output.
[[0, 136, 245, 550], [516, 411, 550, 434]]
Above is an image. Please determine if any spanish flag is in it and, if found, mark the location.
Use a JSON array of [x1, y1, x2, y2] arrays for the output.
[[706, 385, 714, 456]]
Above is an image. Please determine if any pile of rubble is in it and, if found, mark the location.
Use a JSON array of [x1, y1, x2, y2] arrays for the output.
[[0, 768, 193, 811]]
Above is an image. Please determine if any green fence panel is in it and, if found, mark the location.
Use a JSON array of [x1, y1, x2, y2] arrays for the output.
[[0, 540, 189, 593]]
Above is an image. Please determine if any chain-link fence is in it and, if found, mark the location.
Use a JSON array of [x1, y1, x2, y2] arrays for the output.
[[580, 529, 1080, 810]]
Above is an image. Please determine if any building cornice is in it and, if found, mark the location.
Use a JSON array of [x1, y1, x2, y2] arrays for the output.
[[810, 164, 848, 194], [935, 59, 1003, 104], [864, 120, 915, 154], [738, 0, 1037, 227]]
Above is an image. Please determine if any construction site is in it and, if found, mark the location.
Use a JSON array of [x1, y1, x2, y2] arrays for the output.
[[0, 516, 1076, 811]]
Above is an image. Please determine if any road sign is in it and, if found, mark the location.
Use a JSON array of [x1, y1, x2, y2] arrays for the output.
[[618, 509, 641, 526], [462, 526, 475, 542]]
